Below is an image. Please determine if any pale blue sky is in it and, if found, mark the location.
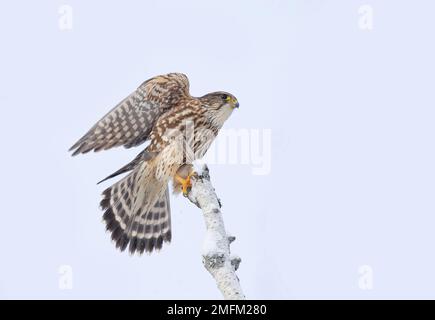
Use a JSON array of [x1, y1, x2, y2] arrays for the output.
[[0, 0, 434, 299]]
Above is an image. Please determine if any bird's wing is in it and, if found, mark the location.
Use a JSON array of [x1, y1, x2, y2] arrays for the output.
[[69, 73, 190, 156]]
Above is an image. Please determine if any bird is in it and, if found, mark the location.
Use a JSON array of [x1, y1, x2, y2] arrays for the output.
[[69, 73, 239, 255]]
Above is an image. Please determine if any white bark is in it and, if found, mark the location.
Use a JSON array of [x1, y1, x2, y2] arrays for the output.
[[185, 165, 245, 300]]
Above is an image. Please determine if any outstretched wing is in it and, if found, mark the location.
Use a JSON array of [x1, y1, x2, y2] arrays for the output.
[[69, 73, 190, 156]]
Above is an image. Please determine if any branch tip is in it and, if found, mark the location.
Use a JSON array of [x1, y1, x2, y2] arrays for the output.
[[228, 235, 236, 244], [230, 256, 242, 271]]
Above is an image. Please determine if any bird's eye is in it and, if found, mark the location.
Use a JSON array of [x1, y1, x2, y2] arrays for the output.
[[221, 94, 229, 101]]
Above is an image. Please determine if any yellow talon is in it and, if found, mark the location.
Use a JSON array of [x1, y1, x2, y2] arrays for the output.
[[174, 164, 194, 196], [175, 173, 192, 196]]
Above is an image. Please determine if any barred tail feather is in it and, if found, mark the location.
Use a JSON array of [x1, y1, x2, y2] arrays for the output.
[[100, 162, 171, 255]]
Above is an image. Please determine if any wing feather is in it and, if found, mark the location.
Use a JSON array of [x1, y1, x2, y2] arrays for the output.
[[69, 73, 190, 156]]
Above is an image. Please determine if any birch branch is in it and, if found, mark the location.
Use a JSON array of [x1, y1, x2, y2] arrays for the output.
[[185, 165, 245, 300]]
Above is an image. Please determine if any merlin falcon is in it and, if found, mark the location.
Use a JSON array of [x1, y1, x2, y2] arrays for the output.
[[70, 73, 239, 255]]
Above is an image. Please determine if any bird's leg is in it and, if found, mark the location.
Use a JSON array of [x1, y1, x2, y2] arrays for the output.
[[174, 164, 194, 196]]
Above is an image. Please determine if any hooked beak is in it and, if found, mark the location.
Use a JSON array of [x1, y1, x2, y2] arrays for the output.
[[232, 99, 239, 109]]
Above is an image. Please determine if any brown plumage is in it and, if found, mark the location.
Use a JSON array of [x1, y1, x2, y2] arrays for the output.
[[70, 73, 238, 255]]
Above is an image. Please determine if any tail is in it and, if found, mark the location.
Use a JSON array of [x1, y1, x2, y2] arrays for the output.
[[100, 161, 171, 255], [97, 150, 156, 184]]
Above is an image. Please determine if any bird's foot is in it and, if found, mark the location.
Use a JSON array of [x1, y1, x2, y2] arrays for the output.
[[174, 164, 196, 197], [175, 173, 193, 196]]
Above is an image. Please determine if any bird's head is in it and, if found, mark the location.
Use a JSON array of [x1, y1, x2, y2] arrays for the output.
[[200, 91, 239, 126]]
